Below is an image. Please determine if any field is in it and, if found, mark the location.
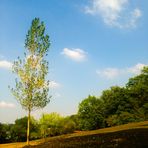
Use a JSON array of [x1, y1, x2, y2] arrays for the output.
[[0, 121, 148, 148]]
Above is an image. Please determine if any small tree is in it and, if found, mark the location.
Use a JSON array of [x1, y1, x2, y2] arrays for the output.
[[11, 18, 51, 145]]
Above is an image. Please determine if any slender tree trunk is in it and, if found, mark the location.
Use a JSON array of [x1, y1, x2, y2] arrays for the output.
[[27, 109, 31, 145]]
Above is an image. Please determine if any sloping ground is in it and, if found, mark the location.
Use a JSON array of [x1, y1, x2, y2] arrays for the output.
[[0, 121, 148, 148]]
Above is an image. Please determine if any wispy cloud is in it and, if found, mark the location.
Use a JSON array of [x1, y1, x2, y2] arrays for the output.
[[85, 0, 142, 29], [49, 81, 61, 89], [96, 63, 147, 79], [0, 60, 12, 69], [61, 48, 87, 62], [0, 101, 15, 108], [128, 63, 146, 74], [97, 68, 120, 79]]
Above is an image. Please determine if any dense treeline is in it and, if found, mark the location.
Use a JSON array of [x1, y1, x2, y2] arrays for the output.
[[78, 66, 148, 130], [0, 66, 148, 143], [0, 117, 39, 143], [0, 114, 77, 143]]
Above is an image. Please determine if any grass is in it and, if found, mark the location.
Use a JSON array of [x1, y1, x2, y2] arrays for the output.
[[0, 121, 148, 148]]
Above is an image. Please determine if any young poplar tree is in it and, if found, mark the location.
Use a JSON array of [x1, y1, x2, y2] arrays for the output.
[[11, 18, 51, 145]]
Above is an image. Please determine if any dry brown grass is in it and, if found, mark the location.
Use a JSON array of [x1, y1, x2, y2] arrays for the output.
[[0, 121, 148, 148], [0, 139, 41, 148]]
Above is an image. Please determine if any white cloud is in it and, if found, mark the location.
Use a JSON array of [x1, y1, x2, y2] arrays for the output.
[[128, 63, 146, 74], [97, 68, 120, 79], [127, 8, 142, 28], [0, 101, 15, 108], [49, 81, 61, 89], [97, 63, 147, 79], [85, 0, 142, 29], [0, 60, 12, 69], [61, 48, 87, 62]]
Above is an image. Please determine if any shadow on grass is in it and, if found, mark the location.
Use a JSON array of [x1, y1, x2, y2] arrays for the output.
[[23, 128, 148, 148]]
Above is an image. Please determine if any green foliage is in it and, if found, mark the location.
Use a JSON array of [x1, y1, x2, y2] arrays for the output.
[[11, 18, 51, 111], [101, 86, 130, 115], [106, 112, 139, 126], [0, 117, 39, 143], [78, 66, 148, 129], [25, 18, 50, 57], [39, 112, 62, 137], [126, 66, 148, 120], [10, 116, 39, 142], [10, 18, 51, 144], [58, 116, 76, 134], [68, 114, 80, 130], [0, 123, 12, 143], [78, 95, 105, 130], [39, 113, 77, 137], [101, 66, 148, 126]]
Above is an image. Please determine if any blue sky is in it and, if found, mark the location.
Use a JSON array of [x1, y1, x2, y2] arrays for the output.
[[0, 0, 148, 123]]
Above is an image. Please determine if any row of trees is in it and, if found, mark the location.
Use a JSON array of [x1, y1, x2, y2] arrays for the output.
[[0, 117, 38, 143], [78, 66, 148, 130], [0, 113, 77, 143], [1, 66, 147, 143]]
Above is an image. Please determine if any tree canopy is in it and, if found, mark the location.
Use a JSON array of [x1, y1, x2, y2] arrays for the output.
[[78, 66, 148, 129], [11, 18, 51, 145]]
